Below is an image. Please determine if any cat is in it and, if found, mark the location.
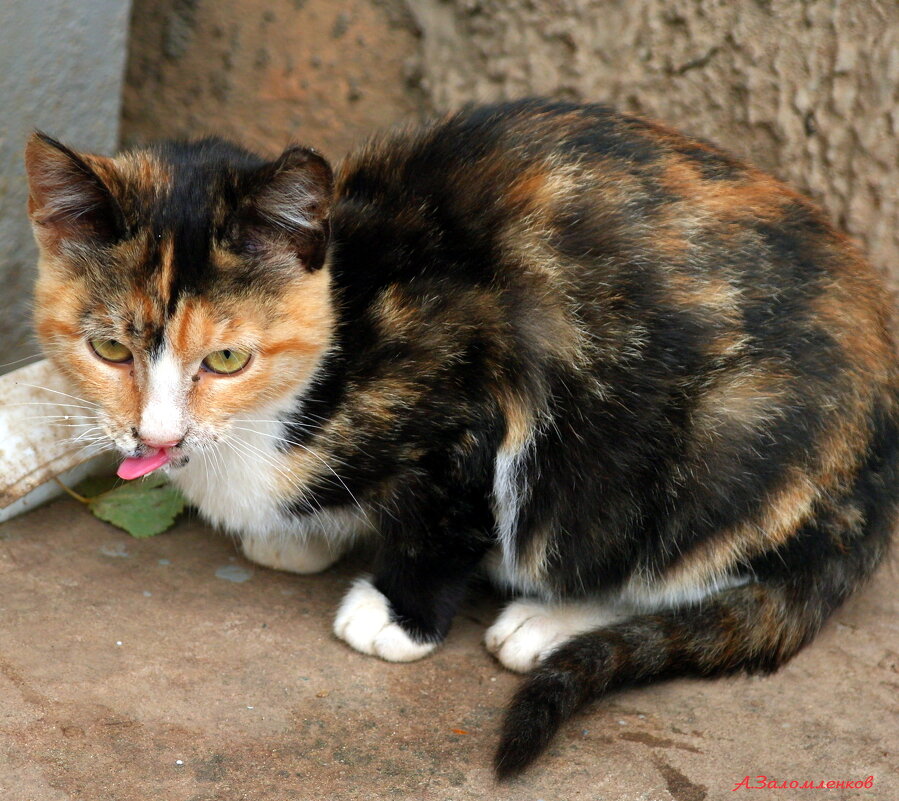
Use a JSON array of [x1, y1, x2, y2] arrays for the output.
[[25, 99, 899, 777]]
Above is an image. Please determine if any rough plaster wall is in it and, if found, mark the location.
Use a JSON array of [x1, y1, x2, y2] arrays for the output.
[[122, 0, 423, 161], [122, 0, 897, 289], [408, 0, 899, 292], [0, 0, 132, 371]]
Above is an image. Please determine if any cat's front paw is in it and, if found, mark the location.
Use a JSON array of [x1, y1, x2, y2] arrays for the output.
[[333, 577, 438, 662], [242, 534, 344, 575]]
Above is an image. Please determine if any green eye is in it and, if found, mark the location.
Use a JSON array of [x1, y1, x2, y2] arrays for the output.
[[90, 338, 133, 363], [202, 348, 251, 375]]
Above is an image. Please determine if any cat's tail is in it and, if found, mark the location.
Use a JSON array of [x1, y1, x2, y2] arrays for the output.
[[495, 393, 899, 778], [494, 477, 897, 777]]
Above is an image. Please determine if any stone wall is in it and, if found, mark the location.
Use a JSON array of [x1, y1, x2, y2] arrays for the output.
[[407, 0, 899, 293], [121, 0, 898, 293], [122, 0, 423, 161], [0, 0, 132, 371]]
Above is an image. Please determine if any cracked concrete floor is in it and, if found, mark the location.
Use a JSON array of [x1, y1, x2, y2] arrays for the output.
[[0, 497, 896, 801]]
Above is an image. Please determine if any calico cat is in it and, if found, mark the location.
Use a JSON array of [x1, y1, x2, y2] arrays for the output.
[[26, 99, 899, 777]]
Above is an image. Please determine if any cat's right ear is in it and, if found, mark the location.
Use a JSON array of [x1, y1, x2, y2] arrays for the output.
[[24, 132, 121, 252]]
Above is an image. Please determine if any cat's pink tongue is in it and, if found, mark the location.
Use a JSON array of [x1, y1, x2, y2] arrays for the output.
[[117, 448, 170, 480]]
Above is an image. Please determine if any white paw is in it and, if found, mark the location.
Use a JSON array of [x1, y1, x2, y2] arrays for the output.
[[241, 534, 343, 575], [485, 599, 620, 673], [333, 577, 437, 662]]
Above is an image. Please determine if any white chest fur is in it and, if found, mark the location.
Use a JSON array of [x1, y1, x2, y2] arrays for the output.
[[171, 419, 293, 539], [171, 419, 374, 547]]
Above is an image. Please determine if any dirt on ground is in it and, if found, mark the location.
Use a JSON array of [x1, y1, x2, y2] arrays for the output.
[[0, 497, 896, 800]]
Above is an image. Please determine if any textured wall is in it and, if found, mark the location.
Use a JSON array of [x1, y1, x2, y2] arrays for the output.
[[0, 0, 132, 371], [124, 0, 898, 291], [408, 0, 899, 293], [122, 0, 423, 161]]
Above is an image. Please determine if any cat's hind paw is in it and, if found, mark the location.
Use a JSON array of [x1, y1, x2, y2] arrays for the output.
[[485, 599, 621, 673], [333, 577, 437, 662], [242, 534, 343, 575]]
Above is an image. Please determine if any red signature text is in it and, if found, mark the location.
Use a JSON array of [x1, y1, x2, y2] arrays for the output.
[[732, 775, 875, 791]]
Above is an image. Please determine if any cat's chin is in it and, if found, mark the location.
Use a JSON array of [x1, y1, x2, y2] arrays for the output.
[[165, 452, 190, 469]]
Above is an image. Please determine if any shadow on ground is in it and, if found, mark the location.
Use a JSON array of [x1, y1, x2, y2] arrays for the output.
[[1, 498, 895, 800]]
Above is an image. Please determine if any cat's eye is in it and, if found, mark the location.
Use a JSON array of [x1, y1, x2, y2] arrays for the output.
[[202, 349, 252, 375], [90, 338, 133, 364]]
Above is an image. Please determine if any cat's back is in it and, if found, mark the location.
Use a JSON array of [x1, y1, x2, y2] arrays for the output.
[[331, 99, 895, 388]]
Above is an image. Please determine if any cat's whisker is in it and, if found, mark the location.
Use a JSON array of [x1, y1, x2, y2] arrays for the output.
[[196, 446, 214, 487], [232, 415, 329, 430], [72, 427, 105, 442], [210, 441, 227, 487], [76, 443, 113, 460], [230, 427, 360, 483], [198, 447, 212, 485], [15, 414, 101, 423], [231, 417, 323, 437], [232, 417, 323, 428], [55, 426, 100, 439], [54, 435, 111, 460], [14, 383, 100, 407], [13, 411, 100, 417], [201, 447, 213, 487], [57, 431, 106, 448], [196, 438, 226, 488], [229, 425, 355, 467], [0, 353, 43, 369], [229, 425, 341, 468], [56, 426, 103, 440], [2, 401, 104, 413], [229, 417, 366, 455]]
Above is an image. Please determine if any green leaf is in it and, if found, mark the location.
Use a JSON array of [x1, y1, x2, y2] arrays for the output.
[[87, 473, 186, 538]]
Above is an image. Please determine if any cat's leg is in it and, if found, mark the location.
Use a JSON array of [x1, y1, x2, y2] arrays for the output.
[[485, 598, 625, 673], [241, 533, 345, 575], [333, 481, 493, 662]]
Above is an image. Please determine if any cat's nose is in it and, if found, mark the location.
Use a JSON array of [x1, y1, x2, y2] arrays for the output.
[[141, 438, 181, 450]]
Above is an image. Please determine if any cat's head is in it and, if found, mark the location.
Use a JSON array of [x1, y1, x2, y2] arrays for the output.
[[25, 133, 335, 471]]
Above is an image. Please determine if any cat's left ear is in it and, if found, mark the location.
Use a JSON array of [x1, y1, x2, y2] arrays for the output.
[[242, 145, 334, 271]]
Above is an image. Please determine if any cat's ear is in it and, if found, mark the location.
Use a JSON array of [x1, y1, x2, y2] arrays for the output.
[[24, 132, 121, 251], [241, 145, 334, 271]]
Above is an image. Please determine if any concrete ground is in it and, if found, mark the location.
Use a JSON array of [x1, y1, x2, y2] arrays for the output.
[[0, 497, 895, 801]]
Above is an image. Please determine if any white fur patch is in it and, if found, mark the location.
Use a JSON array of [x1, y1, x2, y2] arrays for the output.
[[172, 417, 289, 538], [485, 598, 623, 673], [172, 411, 369, 536], [333, 577, 437, 662], [490, 440, 545, 593], [139, 347, 187, 445], [620, 572, 749, 612]]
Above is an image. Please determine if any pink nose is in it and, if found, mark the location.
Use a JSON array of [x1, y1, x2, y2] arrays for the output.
[[142, 438, 180, 450]]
